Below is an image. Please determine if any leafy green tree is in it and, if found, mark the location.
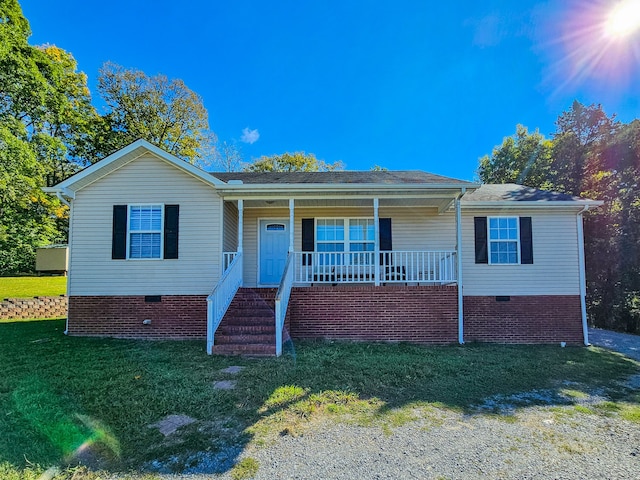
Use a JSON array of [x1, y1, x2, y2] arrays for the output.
[[245, 152, 344, 172], [551, 101, 617, 196], [478, 101, 640, 333], [478, 125, 553, 189], [95, 62, 213, 163], [0, 0, 93, 273]]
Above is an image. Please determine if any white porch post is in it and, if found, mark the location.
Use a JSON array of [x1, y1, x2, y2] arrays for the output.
[[374, 198, 380, 286], [237, 199, 244, 254], [456, 190, 465, 344], [289, 198, 295, 253]]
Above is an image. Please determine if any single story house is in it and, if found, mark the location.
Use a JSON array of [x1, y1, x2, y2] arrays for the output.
[[44, 139, 602, 355]]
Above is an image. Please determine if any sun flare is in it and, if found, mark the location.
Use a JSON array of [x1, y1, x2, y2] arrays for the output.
[[604, 0, 640, 39]]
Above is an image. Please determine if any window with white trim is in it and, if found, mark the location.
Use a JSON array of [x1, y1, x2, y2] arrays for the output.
[[129, 205, 163, 259], [488, 216, 519, 264], [316, 218, 375, 265]]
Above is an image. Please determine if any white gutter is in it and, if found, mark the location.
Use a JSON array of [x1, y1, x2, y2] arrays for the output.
[[456, 188, 466, 344], [577, 205, 590, 346]]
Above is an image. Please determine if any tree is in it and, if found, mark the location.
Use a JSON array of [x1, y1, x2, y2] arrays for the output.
[[551, 101, 617, 196], [478, 125, 553, 189], [0, 0, 94, 273], [245, 152, 344, 172], [213, 140, 243, 172], [478, 101, 640, 333], [95, 62, 213, 163]]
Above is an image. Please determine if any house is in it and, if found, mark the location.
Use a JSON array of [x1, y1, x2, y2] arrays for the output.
[[44, 140, 602, 355]]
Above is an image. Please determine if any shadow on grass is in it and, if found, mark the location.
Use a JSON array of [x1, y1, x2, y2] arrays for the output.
[[0, 320, 638, 477]]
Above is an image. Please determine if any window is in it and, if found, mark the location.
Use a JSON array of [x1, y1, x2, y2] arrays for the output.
[[349, 219, 375, 252], [316, 219, 345, 253], [488, 217, 519, 264], [315, 218, 376, 265], [129, 205, 162, 259]]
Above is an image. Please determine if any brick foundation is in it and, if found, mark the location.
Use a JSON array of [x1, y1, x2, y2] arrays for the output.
[[287, 285, 459, 344], [67, 295, 207, 339], [463, 295, 584, 344], [0, 296, 68, 320]]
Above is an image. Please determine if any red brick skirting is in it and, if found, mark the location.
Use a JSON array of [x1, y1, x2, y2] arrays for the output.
[[287, 285, 459, 344], [67, 295, 207, 339], [463, 295, 584, 344], [0, 296, 67, 320]]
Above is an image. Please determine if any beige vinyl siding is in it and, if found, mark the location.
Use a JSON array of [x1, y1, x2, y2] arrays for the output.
[[461, 210, 580, 296], [223, 201, 238, 252], [69, 155, 221, 296], [241, 206, 457, 287]]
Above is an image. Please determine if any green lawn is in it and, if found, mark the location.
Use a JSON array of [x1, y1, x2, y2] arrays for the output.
[[0, 319, 638, 479], [0, 276, 67, 299]]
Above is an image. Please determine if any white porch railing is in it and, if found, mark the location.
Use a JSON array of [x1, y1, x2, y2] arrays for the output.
[[206, 252, 243, 355], [223, 251, 239, 271], [293, 250, 457, 284], [274, 252, 295, 357]]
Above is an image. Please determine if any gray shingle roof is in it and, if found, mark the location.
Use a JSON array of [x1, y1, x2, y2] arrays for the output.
[[210, 170, 475, 185], [462, 184, 588, 202]]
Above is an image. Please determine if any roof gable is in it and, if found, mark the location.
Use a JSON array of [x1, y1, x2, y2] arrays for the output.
[[45, 139, 224, 193]]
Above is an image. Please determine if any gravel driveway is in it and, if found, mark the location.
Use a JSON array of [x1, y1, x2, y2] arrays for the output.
[[144, 330, 640, 480], [589, 327, 640, 361]]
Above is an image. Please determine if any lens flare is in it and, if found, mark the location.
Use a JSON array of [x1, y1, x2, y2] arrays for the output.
[[604, 0, 640, 39]]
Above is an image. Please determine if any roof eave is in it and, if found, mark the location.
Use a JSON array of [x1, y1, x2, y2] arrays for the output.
[[216, 182, 480, 192], [461, 200, 604, 209]]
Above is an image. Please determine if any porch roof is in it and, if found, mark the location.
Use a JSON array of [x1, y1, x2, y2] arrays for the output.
[[211, 170, 476, 186]]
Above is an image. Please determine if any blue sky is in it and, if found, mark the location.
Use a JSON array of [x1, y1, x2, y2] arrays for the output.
[[23, 0, 640, 180]]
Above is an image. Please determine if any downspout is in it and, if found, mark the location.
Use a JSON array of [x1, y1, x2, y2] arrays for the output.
[[56, 189, 73, 335], [577, 205, 590, 346], [456, 188, 466, 344]]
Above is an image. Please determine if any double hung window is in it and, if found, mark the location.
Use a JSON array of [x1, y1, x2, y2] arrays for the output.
[[488, 217, 519, 264], [129, 205, 163, 259]]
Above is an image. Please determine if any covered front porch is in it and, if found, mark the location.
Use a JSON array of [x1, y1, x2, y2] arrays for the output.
[[207, 181, 469, 355]]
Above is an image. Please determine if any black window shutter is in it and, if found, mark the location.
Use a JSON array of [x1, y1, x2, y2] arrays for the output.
[[474, 217, 488, 264], [112, 205, 127, 260], [379, 218, 392, 250], [519, 216, 533, 264], [164, 205, 179, 259], [301, 218, 314, 266], [379, 218, 392, 264]]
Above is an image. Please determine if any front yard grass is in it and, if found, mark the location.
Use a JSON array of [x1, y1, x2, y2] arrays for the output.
[[0, 276, 67, 299], [0, 319, 638, 479]]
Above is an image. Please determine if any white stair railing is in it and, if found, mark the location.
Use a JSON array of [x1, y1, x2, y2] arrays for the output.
[[206, 252, 243, 355], [275, 252, 295, 357]]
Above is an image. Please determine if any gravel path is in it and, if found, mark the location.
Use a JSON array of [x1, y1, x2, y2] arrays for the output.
[[116, 331, 640, 480]]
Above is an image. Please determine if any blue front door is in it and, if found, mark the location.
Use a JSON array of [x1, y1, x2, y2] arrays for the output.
[[259, 219, 289, 285]]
